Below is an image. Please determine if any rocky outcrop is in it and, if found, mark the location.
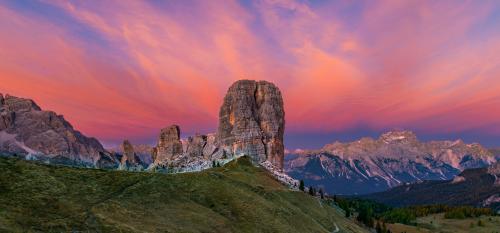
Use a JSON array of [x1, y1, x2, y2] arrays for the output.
[[117, 140, 148, 171], [184, 134, 207, 158], [217, 80, 285, 169], [151, 127, 220, 171], [0, 94, 116, 167], [488, 162, 500, 175], [488, 162, 500, 186], [120, 140, 137, 165], [109, 143, 153, 166], [152, 125, 183, 164]]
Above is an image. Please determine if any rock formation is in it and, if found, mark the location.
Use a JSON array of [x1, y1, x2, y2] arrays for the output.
[[148, 80, 285, 173], [217, 80, 285, 169], [184, 134, 207, 158], [120, 140, 137, 165], [0, 94, 117, 167], [109, 143, 153, 166], [152, 125, 183, 164]]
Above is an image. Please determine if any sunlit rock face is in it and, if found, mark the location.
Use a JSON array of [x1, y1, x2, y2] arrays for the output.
[[0, 94, 114, 167], [217, 80, 285, 169]]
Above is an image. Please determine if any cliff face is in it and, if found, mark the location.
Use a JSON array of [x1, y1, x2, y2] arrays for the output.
[[217, 80, 285, 169], [0, 94, 115, 167]]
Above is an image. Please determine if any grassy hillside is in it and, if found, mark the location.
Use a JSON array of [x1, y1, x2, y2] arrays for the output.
[[387, 213, 500, 233], [0, 156, 367, 233]]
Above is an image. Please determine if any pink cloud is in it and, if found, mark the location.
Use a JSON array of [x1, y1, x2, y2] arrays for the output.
[[1, 0, 499, 145]]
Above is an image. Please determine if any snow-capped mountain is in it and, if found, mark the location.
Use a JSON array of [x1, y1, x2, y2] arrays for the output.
[[285, 130, 497, 195]]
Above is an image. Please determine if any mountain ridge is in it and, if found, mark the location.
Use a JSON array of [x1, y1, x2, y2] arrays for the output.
[[285, 130, 497, 195], [0, 93, 118, 168]]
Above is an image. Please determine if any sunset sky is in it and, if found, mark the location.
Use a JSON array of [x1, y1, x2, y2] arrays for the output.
[[1, 0, 500, 149]]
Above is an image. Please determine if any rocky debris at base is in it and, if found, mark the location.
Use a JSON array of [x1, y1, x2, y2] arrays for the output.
[[260, 160, 299, 190]]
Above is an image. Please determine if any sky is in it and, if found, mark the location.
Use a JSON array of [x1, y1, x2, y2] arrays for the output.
[[1, 0, 500, 149]]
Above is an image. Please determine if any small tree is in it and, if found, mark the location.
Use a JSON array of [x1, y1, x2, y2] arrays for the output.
[[299, 180, 305, 191], [216, 162, 221, 167], [212, 160, 216, 168], [375, 221, 382, 233], [477, 220, 484, 227], [319, 188, 324, 199], [308, 186, 314, 196], [382, 222, 387, 233], [345, 208, 351, 218]]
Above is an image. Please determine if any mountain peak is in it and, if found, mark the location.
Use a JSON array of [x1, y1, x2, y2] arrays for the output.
[[2, 94, 41, 112], [379, 130, 418, 143], [0, 93, 108, 166]]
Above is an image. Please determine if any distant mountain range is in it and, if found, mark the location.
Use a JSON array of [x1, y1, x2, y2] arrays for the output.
[[363, 162, 500, 211], [285, 130, 498, 195]]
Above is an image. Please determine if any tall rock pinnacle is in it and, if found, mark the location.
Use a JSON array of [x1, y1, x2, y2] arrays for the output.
[[152, 125, 183, 163], [120, 140, 137, 165], [217, 80, 285, 169]]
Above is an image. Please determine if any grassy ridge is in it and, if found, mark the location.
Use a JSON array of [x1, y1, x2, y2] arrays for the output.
[[0, 156, 367, 233]]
